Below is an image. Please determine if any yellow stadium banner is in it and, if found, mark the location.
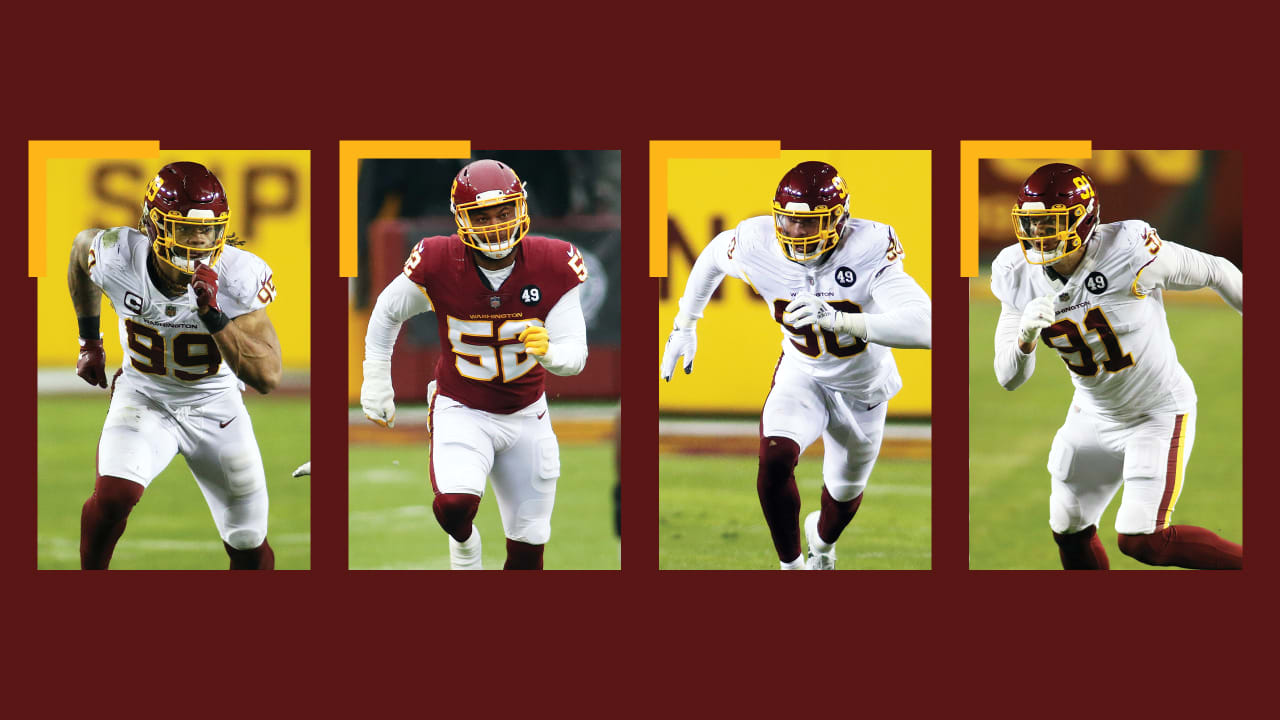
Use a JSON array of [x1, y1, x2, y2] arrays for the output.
[[36, 151, 311, 369], [658, 149, 932, 417]]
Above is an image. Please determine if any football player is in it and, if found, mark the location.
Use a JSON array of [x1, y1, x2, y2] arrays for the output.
[[661, 161, 932, 569], [361, 159, 588, 570], [70, 161, 282, 570], [992, 163, 1243, 569]]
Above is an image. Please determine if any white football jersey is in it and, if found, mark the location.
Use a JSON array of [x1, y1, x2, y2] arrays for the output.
[[991, 219, 1194, 420], [88, 226, 276, 402], [713, 215, 913, 404]]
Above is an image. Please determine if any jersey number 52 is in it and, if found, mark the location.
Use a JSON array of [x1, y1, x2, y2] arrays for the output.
[[448, 317, 541, 383]]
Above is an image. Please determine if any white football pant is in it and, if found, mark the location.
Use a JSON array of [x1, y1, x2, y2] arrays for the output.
[[96, 376, 269, 550], [430, 392, 559, 545], [1047, 406, 1196, 536], [761, 356, 888, 502]]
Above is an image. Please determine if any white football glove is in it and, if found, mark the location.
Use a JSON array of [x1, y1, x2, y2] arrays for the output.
[[660, 316, 698, 381], [291, 461, 311, 477], [361, 359, 396, 428], [783, 293, 868, 338], [1019, 295, 1056, 346], [783, 293, 837, 330]]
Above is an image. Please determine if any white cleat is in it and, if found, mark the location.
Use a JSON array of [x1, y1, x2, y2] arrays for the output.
[[449, 525, 483, 570], [804, 511, 836, 570]]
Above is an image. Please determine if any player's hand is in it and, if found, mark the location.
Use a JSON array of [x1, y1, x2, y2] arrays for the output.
[[76, 338, 107, 388], [660, 319, 697, 381], [1019, 295, 1056, 347], [361, 359, 396, 428], [783, 293, 837, 331], [518, 324, 549, 356], [291, 461, 311, 477], [191, 260, 221, 314]]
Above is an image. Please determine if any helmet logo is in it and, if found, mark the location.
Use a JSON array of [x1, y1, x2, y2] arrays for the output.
[[145, 176, 164, 202], [1072, 176, 1095, 200]]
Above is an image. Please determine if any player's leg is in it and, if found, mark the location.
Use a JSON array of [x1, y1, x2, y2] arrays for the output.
[[430, 395, 494, 569], [81, 385, 180, 569], [489, 401, 558, 570], [1114, 413, 1242, 569], [805, 397, 888, 569], [183, 395, 273, 570], [759, 361, 826, 569], [1047, 408, 1124, 570]]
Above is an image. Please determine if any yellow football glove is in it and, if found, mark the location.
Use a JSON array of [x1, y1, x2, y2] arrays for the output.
[[518, 325, 549, 356]]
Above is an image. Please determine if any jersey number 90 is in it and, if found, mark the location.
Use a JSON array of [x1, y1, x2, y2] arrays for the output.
[[772, 299, 865, 358]]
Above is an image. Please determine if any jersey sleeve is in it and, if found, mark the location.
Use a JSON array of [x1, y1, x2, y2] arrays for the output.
[[219, 253, 277, 318], [87, 228, 133, 297], [366, 273, 433, 363], [1114, 220, 1160, 286], [993, 301, 1036, 390], [863, 227, 931, 349], [563, 242, 590, 288], [402, 238, 437, 302], [989, 246, 1025, 310], [1132, 237, 1242, 313], [538, 285, 588, 376], [675, 229, 738, 325]]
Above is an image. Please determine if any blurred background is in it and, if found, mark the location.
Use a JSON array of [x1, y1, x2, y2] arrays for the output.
[[347, 151, 621, 569], [36, 150, 311, 569], [657, 150, 932, 569], [969, 150, 1243, 568]]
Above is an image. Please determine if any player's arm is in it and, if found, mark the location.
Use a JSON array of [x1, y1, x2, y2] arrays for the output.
[[209, 308, 282, 394], [1135, 240, 1242, 314], [660, 230, 737, 380], [68, 229, 107, 388], [520, 286, 587, 376], [994, 300, 1044, 391], [362, 273, 433, 427], [188, 261, 281, 394], [861, 268, 932, 349]]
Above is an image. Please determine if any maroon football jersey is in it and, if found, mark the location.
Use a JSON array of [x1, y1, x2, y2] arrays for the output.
[[404, 234, 588, 414]]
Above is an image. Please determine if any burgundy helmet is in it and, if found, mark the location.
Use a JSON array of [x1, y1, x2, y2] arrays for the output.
[[142, 161, 230, 273], [771, 161, 849, 262], [450, 159, 530, 258], [1011, 162, 1100, 265]]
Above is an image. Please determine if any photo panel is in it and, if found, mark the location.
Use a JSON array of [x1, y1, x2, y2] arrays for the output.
[[968, 150, 1242, 569], [35, 147, 311, 570], [657, 148, 932, 570], [347, 150, 621, 570]]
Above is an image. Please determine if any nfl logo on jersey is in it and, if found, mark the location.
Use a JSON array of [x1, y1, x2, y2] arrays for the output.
[[165, 305, 177, 317], [489, 295, 501, 308]]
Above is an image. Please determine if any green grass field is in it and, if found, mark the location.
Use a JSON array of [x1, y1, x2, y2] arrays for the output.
[[37, 393, 311, 570], [969, 292, 1243, 569], [349, 438, 620, 570], [659, 452, 931, 570]]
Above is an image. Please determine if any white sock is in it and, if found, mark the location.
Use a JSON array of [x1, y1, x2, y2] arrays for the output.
[[780, 555, 805, 570]]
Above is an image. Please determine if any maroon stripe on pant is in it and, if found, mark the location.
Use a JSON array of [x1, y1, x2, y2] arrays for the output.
[[758, 351, 785, 440], [1155, 414, 1185, 528], [428, 390, 440, 496]]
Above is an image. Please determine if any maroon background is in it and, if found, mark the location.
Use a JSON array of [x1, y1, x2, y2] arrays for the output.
[[5, 7, 1270, 714]]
